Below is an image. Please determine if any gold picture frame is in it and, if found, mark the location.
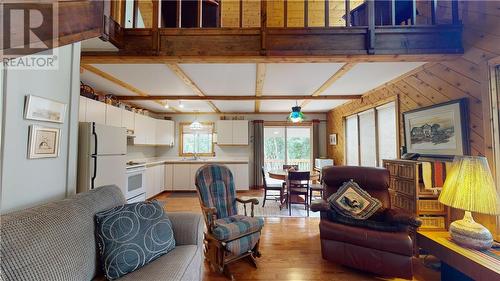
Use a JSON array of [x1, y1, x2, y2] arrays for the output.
[[28, 125, 60, 159]]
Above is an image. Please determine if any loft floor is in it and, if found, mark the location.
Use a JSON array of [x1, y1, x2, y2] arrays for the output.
[[155, 191, 440, 281]]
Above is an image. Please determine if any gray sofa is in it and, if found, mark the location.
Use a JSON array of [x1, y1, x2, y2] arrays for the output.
[[0, 185, 203, 281]]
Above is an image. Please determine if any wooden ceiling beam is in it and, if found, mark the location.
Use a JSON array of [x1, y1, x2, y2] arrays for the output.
[[114, 95, 361, 101], [301, 63, 356, 108], [81, 64, 181, 112], [166, 64, 221, 113], [254, 63, 266, 113]]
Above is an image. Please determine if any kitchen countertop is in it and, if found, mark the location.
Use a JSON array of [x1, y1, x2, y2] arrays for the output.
[[126, 157, 249, 169]]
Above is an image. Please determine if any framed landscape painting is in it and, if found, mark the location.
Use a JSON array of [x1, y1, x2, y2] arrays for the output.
[[24, 95, 66, 123], [403, 99, 469, 158]]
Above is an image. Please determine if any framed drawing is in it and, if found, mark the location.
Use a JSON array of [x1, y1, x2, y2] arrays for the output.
[[329, 134, 338, 145], [28, 125, 61, 159], [24, 95, 66, 123], [403, 98, 469, 158]]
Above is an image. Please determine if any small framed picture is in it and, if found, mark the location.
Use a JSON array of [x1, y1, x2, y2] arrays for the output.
[[24, 95, 67, 123], [28, 125, 61, 159], [329, 134, 337, 145]]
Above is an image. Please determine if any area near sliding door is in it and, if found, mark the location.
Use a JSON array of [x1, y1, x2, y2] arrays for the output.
[[263, 125, 312, 171]]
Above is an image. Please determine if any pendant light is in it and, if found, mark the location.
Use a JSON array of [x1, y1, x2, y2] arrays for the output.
[[288, 101, 305, 123], [189, 110, 203, 130]]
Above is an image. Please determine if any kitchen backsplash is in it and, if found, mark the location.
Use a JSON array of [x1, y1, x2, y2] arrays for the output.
[[127, 145, 156, 160]]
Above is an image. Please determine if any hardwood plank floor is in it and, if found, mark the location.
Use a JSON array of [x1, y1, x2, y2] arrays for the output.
[[154, 191, 440, 281]]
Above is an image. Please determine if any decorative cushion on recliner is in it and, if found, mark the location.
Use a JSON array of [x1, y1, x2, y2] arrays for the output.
[[327, 180, 382, 220], [212, 215, 264, 241], [95, 200, 176, 280]]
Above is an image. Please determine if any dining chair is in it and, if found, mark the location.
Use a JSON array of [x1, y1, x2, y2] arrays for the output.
[[309, 169, 324, 206], [283, 164, 299, 170], [261, 166, 285, 208], [287, 171, 310, 216]]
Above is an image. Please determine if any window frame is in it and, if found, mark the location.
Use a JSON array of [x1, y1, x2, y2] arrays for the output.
[[343, 100, 399, 166], [179, 121, 215, 157]]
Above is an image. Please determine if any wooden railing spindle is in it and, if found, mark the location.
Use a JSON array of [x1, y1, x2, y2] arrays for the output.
[[412, 0, 417, 25], [345, 0, 351, 27], [431, 0, 437, 25], [451, 0, 459, 24], [391, 0, 396, 26], [325, 0, 329, 27], [367, 0, 375, 54], [197, 0, 202, 27], [304, 0, 308, 27], [177, 0, 181, 28]]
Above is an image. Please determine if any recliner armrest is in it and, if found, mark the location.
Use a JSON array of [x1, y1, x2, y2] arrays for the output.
[[167, 212, 204, 246], [384, 209, 422, 228], [311, 199, 329, 212]]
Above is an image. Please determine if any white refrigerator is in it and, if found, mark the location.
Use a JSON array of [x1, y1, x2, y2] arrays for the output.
[[77, 122, 127, 195]]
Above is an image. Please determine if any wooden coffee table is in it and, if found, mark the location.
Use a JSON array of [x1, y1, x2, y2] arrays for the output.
[[417, 231, 500, 280]]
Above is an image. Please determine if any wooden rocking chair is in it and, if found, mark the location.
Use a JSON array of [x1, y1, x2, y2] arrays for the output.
[[195, 164, 264, 279]]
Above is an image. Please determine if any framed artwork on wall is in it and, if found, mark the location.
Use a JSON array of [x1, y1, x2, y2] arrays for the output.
[[329, 134, 337, 145], [28, 125, 61, 159], [403, 98, 469, 158], [24, 95, 67, 123]]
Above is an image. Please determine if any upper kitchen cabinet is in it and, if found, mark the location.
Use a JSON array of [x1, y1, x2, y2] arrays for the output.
[[85, 98, 106, 124], [134, 113, 156, 145], [105, 104, 122, 127], [216, 120, 248, 145], [122, 109, 135, 132], [155, 119, 175, 146], [78, 96, 87, 121]]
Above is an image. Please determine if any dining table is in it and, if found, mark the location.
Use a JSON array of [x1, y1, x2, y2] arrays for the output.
[[267, 169, 320, 209]]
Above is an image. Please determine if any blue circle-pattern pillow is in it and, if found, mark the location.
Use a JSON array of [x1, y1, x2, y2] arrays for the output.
[[95, 200, 176, 280]]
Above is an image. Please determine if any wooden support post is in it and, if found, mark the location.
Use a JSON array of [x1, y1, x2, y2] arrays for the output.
[[345, 0, 351, 27], [260, 0, 267, 55], [367, 0, 375, 54]]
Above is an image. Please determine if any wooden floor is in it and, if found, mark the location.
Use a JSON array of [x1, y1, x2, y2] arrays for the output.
[[154, 191, 440, 281]]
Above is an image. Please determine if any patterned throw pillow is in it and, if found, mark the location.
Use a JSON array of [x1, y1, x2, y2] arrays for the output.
[[327, 180, 382, 220], [95, 200, 176, 280]]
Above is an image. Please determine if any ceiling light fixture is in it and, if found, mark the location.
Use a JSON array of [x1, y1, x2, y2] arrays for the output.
[[164, 102, 169, 109], [179, 101, 184, 108], [189, 110, 203, 130], [288, 101, 305, 123]]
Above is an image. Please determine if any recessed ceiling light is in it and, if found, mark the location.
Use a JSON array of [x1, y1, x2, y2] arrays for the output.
[[179, 101, 184, 108]]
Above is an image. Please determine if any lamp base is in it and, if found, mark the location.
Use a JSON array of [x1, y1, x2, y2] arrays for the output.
[[449, 211, 493, 250]]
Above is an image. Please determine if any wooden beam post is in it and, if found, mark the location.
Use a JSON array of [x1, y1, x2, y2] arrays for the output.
[[255, 63, 266, 112], [301, 63, 356, 108], [166, 64, 221, 112], [260, 0, 267, 55]]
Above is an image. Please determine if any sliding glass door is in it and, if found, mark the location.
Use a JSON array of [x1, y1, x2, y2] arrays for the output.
[[264, 126, 312, 171]]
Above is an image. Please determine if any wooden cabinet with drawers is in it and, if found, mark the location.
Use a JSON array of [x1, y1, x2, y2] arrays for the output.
[[383, 159, 450, 230]]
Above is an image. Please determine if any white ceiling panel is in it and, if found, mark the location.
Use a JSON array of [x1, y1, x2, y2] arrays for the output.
[[263, 63, 345, 95], [129, 101, 176, 113], [302, 100, 349, 112], [81, 70, 138, 96], [91, 64, 197, 95], [212, 101, 254, 112], [324, 62, 425, 95], [259, 100, 304, 113], [179, 64, 256, 95], [171, 101, 215, 112]]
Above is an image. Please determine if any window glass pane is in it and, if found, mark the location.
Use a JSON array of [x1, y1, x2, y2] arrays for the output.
[[359, 109, 377, 167], [286, 127, 311, 171], [377, 102, 397, 166], [345, 115, 359, 166], [264, 127, 285, 171], [181, 123, 213, 155]]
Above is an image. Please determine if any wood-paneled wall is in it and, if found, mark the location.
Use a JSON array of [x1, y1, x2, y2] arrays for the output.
[[327, 0, 500, 235]]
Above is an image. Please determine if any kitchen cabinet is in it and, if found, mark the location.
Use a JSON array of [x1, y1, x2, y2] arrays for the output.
[[145, 164, 165, 199], [122, 110, 135, 132], [78, 96, 87, 121], [105, 104, 122, 127], [226, 163, 249, 190], [216, 120, 248, 145], [156, 119, 175, 146], [134, 114, 156, 145], [173, 164, 191, 190], [164, 164, 173, 191], [85, 98, 106, 124]]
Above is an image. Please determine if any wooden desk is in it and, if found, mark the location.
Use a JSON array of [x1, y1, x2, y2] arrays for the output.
[[417, 231, 500, 280]]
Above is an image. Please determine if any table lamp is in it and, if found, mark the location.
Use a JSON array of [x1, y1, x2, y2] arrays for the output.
[[438, 156, 500, 249]]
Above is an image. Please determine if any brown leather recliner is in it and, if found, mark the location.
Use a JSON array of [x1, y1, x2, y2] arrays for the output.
[[311, 166, 421, 280]]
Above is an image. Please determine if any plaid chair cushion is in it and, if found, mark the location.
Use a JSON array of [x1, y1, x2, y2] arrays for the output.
[[226, 232, 261, 256], [195, 164, 237, 219], [212, 215, 264, 241]]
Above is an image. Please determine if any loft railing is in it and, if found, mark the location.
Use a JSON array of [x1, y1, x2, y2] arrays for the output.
[[98, 0, 463, 56], [111, 0, 460, 29]]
